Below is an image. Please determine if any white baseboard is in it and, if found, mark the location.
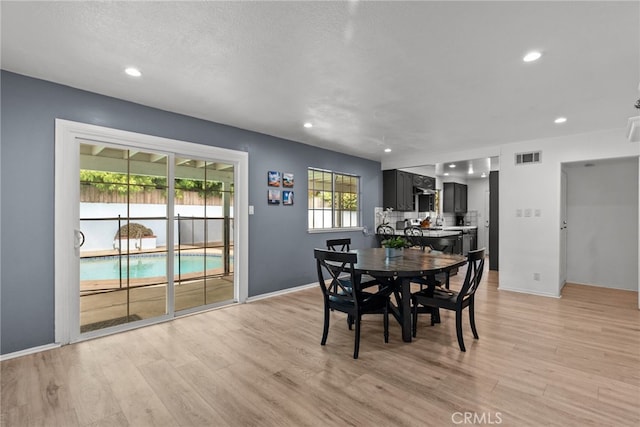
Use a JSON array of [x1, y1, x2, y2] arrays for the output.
[[565, 281, 638, 292], [246, 282, 318, 303], [0, 342, 61, 361], [498, 286, 561, 299]]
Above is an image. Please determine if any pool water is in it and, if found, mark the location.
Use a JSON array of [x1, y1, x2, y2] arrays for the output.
[[80, 253, 229, 281]]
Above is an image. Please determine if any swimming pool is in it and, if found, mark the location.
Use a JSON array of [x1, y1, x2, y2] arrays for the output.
[[80, 253, 231, 281]]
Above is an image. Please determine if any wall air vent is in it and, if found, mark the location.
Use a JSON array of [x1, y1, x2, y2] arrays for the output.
[[515, 151, 542, 165]]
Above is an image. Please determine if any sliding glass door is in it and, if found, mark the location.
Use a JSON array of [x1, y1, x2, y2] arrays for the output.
[[173, 158, 234, 312], [79, 143, 169, 332], [76, 143, 235, 335]]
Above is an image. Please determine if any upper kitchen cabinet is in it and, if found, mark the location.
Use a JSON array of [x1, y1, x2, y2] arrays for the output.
[[383, 169, 414, 211], [413, 174, 435, 191], [414, 174, 436, 212], [443, 182, 467, 213]]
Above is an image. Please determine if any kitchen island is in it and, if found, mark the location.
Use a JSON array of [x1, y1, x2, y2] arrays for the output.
[[377, 228, 463, 254]]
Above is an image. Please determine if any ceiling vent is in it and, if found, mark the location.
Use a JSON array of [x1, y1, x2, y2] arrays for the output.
[[515, 151, 542, 165]]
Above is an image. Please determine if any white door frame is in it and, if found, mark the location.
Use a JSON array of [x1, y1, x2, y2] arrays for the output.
[[54, 119, 249, 345], [559, 170, 568, 291]]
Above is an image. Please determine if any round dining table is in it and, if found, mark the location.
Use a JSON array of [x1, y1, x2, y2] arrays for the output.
[[350, 247, 467, 342]]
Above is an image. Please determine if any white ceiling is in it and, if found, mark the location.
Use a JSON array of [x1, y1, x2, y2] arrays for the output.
[[2, 1, 639, 168]]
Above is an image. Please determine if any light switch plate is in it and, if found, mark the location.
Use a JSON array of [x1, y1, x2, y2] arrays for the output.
[[516, 209, 522, 217], [249, 205, 254, 215]]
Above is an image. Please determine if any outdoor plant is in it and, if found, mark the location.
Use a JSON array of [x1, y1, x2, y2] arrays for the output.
[[114, 223, 154, 239], [80, 170, 226, 198], [381, 236, 410, 249]]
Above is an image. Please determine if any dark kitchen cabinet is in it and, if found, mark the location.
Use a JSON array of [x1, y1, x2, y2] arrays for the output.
[[415, 174, 436, 212], [383, 170, 414, 211], [443, 182, 468, 213], [418, 194, 434, 211], [413, 174, 435, 191]]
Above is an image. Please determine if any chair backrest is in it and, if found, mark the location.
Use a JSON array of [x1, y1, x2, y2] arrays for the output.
[[403, 226, 423, 248], [428, 238, 456, 254], [326, 238, 351, 252], [376, 224, 395, 245], [314, 248, 360, 304], [457, 248, 486, 301]]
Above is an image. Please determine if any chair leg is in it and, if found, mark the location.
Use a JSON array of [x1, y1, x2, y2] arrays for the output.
[[411, 297, 418, 338], [383, 303, 389, 343], [469, 300, 479, 339], [455, 309, 466, 352], [353, 314, 361, 359], [347, 314, 353, 330], [430, 307, 440, 326], [321, 303, 330, 345]]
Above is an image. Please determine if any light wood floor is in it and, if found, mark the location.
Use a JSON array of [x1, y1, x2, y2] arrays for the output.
[[80, 276, 235, 330], [2, 267, 639, 426]]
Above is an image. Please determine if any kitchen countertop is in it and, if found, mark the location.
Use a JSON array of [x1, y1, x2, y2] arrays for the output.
[[442, 226, 477, 232], [389, 229, 462, 238]]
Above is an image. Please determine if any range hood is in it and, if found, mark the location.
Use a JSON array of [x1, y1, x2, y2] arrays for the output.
[[414, 186, 436, 195]]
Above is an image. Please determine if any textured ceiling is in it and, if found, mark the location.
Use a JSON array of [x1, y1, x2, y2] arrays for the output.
[[2, 1, 639, 168]]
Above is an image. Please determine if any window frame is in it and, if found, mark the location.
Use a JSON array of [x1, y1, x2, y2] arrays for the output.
[[307, 167, 362, 233]]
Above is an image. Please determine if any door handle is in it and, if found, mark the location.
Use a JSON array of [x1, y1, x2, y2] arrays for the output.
[[74, 229, 85, 248]]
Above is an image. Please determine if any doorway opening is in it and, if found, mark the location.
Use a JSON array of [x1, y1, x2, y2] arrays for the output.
[[560, 157, 638, 300]]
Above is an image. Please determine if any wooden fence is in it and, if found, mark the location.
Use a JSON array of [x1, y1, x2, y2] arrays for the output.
[[80, 186, 226, 206]]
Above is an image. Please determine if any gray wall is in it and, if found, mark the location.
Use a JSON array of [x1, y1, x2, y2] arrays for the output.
[[566, 157, 639, 290], [0, 71, 382, 354]]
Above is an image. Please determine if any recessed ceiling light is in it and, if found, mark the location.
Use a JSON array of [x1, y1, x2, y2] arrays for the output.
[[468, 169, 474, 175], [303, 122, 313, 128], [449, 164, 456, 168], [384, 148, 392, 153], [481, 173, 487, 178], [124, 67, 142, 77], [444, 172, 449, 176], [554, 117, 567, 124], [523, 51, 542, 62]]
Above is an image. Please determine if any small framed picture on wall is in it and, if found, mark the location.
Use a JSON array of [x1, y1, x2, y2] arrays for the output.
[[268, 189, 281, 204], [283, 173, 294, 188], [268, 171, 281, 187], [283, 190, 293, 205]]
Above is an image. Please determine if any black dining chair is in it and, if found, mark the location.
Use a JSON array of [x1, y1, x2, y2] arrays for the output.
[[326, 238, 379, 291], [402, 226, 432, 290], [376, 224, 395, 247], [425, 238, 459, 289], [411, 248, 485, 352], [403, 226, 424, 249], [402, 228, 453, 291], [326, 238, 351, 252], [427, 238, 456, 254], [314, 248, 393, 359]]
